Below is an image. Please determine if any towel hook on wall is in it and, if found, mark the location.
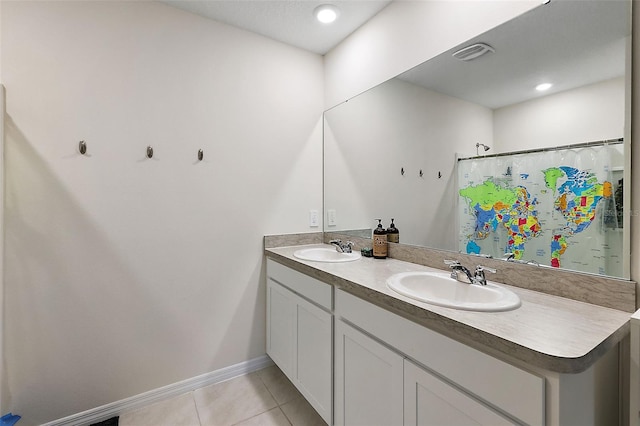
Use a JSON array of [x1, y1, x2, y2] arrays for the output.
[[198, 149, 204, 161], [146, 146, 154, 159], [79, 140, 87, 155]]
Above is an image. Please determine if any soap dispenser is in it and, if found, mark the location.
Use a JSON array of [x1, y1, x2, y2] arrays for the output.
[[373, 219, 388, 259], [387, 218, 399, 243]]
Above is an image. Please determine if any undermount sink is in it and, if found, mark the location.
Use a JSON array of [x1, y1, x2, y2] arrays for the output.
[[293, 247, 361, 263], [387, 271, 521, 312]]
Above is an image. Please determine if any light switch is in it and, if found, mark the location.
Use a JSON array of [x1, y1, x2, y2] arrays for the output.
[[327, 209, 337, 226], [309, 209, 319, 227]]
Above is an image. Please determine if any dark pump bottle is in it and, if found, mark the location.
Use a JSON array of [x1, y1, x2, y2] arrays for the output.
[[387, 218, 399, 243], [373, 219, 388, 259]]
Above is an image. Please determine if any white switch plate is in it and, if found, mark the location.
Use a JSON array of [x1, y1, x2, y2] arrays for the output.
[[309, 209, 319, 227], [327, 209, 337, 226]]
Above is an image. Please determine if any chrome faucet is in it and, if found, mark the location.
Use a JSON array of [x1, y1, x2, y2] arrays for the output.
[[473, 265, 496, 286], [503, 253, 540, 266], [444, 260, 474, 284], [444, 260, 496, 286], [502, 253, 515, 261], [330, 240, 354, 253]]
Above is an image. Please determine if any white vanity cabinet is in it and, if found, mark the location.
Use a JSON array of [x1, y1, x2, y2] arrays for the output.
[[335, 317, 518, 426], [335, 289, 545, 426], [266, 256, 622, 426], [266, 259, 332, 424]]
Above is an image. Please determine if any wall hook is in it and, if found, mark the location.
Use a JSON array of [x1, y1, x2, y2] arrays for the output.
[[146, 146, 154, 159], [419, 169, 423, 178], [198, 149, 204, 161], [79, 140, 87, 155], [401, 167, 405, 176], [438, 171, 442, 179]]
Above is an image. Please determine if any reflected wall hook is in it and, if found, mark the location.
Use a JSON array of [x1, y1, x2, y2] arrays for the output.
[[401, 167, 405, 176], [79, 140, 87, 155], [146, 146, 154, 159], [198, 149, 204, 161]]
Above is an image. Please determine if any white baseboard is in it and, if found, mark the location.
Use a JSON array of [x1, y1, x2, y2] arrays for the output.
[[43, 355, 274, 426]]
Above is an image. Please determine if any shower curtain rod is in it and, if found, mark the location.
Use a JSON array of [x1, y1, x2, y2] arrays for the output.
[[457, 137, 623, 162]]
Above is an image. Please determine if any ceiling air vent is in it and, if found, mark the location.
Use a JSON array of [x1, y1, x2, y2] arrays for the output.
[[452, 43, 495, 61]]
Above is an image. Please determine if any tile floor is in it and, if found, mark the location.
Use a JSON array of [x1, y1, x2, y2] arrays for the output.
[[118, 365, 326, 426]]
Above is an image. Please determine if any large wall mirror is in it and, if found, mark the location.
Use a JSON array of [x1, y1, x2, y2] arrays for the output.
[[324, 0, 631, 279]]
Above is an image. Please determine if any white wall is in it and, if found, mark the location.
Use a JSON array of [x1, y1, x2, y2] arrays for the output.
[[325, 78, 492, 249], [323, 0, 539, 108], [494, 77, 626, 152], [1, 1, 323, 424]]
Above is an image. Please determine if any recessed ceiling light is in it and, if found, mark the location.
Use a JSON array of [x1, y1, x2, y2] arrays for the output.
[[536, 83, 553, 91], [314, 4, 339, 24]]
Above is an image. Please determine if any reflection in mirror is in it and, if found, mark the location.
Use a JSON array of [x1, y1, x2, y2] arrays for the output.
[[323, 0, 631, 278], [457, 140, 624, 277]]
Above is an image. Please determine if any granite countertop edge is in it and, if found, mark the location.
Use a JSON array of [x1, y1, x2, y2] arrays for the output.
[[265, 244, 632, 375]]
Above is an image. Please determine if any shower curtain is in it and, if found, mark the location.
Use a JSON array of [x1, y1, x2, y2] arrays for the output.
[[457, 143, 622, 276]]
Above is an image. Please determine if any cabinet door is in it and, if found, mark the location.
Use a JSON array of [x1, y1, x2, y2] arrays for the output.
[[267, 278, 332, 425], [295, 296, 332, 424], [266, 278, 296, 376], [335, 319, 404, 426], [404, 359, 514, 426]]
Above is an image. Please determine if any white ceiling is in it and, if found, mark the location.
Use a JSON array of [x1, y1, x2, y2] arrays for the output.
[[160, 0, 392, 55], [398, 0, 630, 109], [160, 0, 630, 109]]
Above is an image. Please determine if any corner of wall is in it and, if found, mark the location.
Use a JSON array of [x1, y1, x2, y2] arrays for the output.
[[630, 0, 639, 287], [0, 84, 6, 414]]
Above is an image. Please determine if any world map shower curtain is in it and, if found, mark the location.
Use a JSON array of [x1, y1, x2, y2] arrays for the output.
[[457, 142, 623, 276]]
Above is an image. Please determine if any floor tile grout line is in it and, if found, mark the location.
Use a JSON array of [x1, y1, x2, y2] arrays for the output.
[[256, 369, 279, 405], [255, 366, 297, 425], [257, 376, 281, 424], [227, 369, 281, 426], [190, 391, 203, 426], [276, 406, 294, 426], [257, 366, 302, 407], [229, 407, 292, 426]]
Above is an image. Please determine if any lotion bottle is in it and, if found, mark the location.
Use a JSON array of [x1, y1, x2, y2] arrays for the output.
[[387, 218, 399, 243], [373, 219, 388, 259]]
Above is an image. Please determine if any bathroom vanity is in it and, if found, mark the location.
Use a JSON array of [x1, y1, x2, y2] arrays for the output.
[[265, 241, 632, 426]]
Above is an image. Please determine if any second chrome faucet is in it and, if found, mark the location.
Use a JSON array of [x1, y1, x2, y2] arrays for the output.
[[444, 260, 496, 285], [330, 239, 354, 253]]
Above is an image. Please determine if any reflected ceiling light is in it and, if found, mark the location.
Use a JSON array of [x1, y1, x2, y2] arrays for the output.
[[536, 83, 553, 91], [314, 4, 339, 24]]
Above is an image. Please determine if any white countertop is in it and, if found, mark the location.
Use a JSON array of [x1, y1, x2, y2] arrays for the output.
[[266, 244, 631, 374]]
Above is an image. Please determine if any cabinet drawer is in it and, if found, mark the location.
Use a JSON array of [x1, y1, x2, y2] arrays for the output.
[[267, 258, 332, 310], [336, 289, 544, 426]]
